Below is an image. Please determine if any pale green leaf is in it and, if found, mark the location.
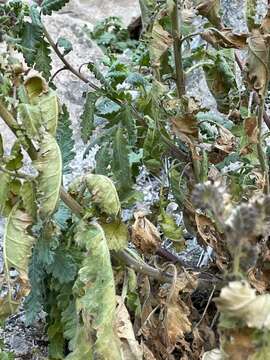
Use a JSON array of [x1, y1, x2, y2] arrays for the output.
[[3, 206, 35, 282], [74, 221, 122, 360], [102, 221, 128, 250], [34, 133, 62, 219], [20, 76, 59, 137], [0, 172, 10, 216], [20, 181, 37, 219], [57, 37, 73, 55], [85, 174, 120, 216], [80, 92, 97, 143]]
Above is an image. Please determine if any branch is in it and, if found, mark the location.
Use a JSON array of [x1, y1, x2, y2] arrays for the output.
[[43, 25, 99, 90], [171, 0, 185, 97]]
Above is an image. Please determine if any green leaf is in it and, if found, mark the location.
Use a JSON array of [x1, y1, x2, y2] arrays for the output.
[[57, 36, 73, 55], [0, 173, 10, 216], [20, 181, 37, 219], [73, 221, 122, 359], [65, 326, 93, 360], [85, 174, 121, 217], [34, 133, 62, 219], [80, 92, 97, 143], [41, 0, 70, 15], [102, 221, 128, 250], [95, 143, 111, 175], [203, 49, 239, 114], [34, 38, 52, 80], [3, 205, 35, 283], [20, 22, 42, 65], [47, 248, 77, 284], [112, 126, 132, 194], [57, 104, 75, 174]]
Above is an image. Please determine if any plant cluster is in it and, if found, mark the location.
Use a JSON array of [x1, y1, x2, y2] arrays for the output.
[[1, 0, 270, 359]]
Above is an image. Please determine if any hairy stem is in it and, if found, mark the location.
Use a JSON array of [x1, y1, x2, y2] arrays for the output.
[[171, 0, 185, 97], [257, 98, 269, 194]]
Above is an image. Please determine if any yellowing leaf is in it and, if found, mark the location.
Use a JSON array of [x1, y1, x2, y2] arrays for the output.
[[85, 174, 121, 217], [131, 212, 161, 254], [3, 205, 35, 283], [34, 132, 62, 219], [20, 75, 59, 136], [74, 221, 122, 359], [102, 221, 128, 251]]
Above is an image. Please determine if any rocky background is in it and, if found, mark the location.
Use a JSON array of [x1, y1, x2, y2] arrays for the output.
[[0, 0, 269, 358]]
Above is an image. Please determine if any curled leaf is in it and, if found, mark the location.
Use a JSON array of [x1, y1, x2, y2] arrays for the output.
[[149, 21, 173, 68], [74, 221, 122, 359], [3, 205, 35, 283], [244, 30, 270, 97], [34, 132, 62, 218], [196, 0, 221, 28], [131, 211, 161, 254], [201, 29, 248, 49], [19, 75, 59, 137], [102, 221, 129, 251], [85, 174, 121, 217]]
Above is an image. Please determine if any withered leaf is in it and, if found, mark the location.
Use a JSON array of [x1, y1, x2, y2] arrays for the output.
[[196, 0, 221, 28], [116, 296, 143, 360], [202, 348, 223, 360], [244, 30, 270, 97], [131, 212, 161, 254], [201, 29, 248, 49], [240, 116, 258, 155], [214, 126, 235, 154], [260, 8, 270, 35], [149, 21, 173, 68]]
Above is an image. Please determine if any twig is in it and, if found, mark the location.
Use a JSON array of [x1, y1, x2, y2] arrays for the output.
[[43, 25, 99, 90], [194, 285, 216, 329], [49, 66, 68, 84], [171, 0, 185, 97]]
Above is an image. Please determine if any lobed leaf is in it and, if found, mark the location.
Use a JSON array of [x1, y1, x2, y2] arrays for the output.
[[41, 0, 70, 15], [56, 104, 75, 174]]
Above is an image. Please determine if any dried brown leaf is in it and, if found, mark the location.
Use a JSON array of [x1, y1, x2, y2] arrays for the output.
[[196, 0, 221, 28], [201, 29, 248, 49], [244, 30, 270, 97], [149, 22, 173, 67], [131, 212, 161, 254], [116, 296, 143, 360], [214, 126, 235, 154]]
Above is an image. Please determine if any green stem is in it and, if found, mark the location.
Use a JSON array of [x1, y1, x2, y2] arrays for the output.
[[257, 98, 269, 194], [171, 0, 185, 97]]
